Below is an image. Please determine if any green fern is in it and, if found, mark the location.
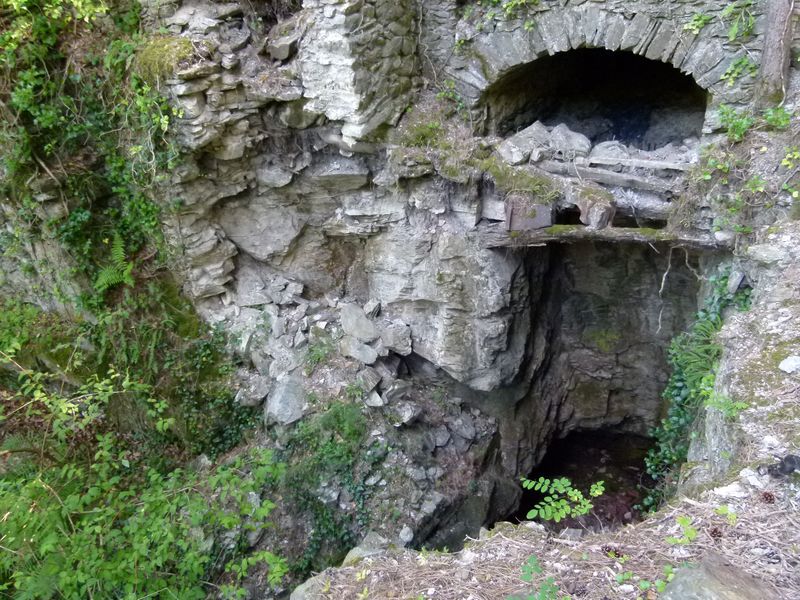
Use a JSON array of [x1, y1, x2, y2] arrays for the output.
[[94, 233, 135, 294]]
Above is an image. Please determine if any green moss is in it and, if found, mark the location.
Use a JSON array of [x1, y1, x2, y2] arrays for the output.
[[478, 156, 558, 202], [583, 328, 621, 353], [134, 36, 194, 84], [543, 224, 581, 234], [635, 227, 670, 240]]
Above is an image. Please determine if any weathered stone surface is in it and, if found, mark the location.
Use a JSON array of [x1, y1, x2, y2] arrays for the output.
[[218, 202, 305, 261], [779, 355, 800, 374], [264, 376, 306, 424], [234, 369, 270, 407], [340, 303, 379, 342], [256, 164, 293, 188], [340, 335, 378, 365], [661, 554, 766, 599], [549, 124, 591, 160], [356, 367, 382, 393], [379, 320, 412, 356], [496, 121, 550, 165], [340, 531, 390, 567]]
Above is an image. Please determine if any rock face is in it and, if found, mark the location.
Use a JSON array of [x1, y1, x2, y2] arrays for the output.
[[128, 0, 773, 564], [661, 554, 765, 600]]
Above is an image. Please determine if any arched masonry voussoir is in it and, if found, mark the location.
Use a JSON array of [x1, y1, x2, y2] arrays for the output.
[[448, 2, 765, 114]]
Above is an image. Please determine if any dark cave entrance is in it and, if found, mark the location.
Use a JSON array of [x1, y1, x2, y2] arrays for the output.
[[485, 48, 709, 149], [512, 431, 655, 529], [493, 241, 706, 536]]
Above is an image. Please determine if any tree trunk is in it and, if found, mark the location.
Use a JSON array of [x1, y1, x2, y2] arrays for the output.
[[755, 0, 796, 107]]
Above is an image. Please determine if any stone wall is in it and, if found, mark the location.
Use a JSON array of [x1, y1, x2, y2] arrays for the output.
[[299, 0, 418, 143], [446, 0, 768, 130]]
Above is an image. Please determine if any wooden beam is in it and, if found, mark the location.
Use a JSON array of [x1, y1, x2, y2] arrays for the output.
[[537, 161, 678, 193], [574, 156, 692, 172], [472, 222, 729, 250]]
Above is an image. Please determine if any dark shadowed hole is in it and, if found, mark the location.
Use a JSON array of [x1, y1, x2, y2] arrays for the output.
[[555, 206, 583, 225], [512, 431, 654, 529], [611, 213, 668, 229], [485, 48, 708, 149]]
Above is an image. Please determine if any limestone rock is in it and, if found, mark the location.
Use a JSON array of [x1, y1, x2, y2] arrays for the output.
[[496, 121, 550, 165], [365, 390, 385, 407], [218, 201, 305, 261], [340, 303, 379, 342], [661, 554, 766, 599], [549, 124, 591, 160], [290, 574, 325, 600], [356, 367, 382, 393], [778, 355, 800, 374], [234, 369, 270, 407], [256, 164, 293, 188], [264, 376, 306, 425], [393, 401, 421, 426], [379, 320, 412, 356], [341, 532, 390, 567], [340, 335, 378, 365], [306, 155, 370, 191], [267, 17, 302, 61]]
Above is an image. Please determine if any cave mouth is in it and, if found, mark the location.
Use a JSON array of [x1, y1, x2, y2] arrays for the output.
[[512, 430, 655, 530], [486, 48, 709, 149]]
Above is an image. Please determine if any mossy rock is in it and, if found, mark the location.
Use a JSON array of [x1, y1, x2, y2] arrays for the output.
[[134, 36, 195, 84]]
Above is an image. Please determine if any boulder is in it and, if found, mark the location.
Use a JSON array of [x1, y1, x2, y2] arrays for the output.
[[264, 376, 306, 425], [340, 303, 379, 342], [234, 369, 270, 407], [661, 554, 767, 599], [496, 121, 551, 165], [340, 335, 378, 365], [341, 532, 390, 567], [549, 123, 591, 160], [218, 202, 305, 261], [379, 320, 412, 355]]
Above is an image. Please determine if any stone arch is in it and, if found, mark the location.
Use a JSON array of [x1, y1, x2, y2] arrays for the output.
[[452, 5, 758, 111]]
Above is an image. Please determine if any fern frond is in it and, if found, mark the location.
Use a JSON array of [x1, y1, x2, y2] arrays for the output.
[[111, 232, 127, 269], [93, 233, 135, 294], [94, 265, 125, 293]]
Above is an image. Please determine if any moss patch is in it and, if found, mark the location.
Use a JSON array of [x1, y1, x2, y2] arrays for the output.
[[478, 156, 559, 202], [134, 36, 194, 84]]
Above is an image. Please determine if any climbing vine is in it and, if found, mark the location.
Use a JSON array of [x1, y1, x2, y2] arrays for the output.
[[642, 270, 751, 509]]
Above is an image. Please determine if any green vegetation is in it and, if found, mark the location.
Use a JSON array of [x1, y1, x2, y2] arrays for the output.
[[479, 156, 559, 202], [1, 0, 186, 305], [683, 13, 712, 35], [305, 331, 334, 375], [665, 515, 698, 545], [642, 270, 751, 510], [0, 347, 285, 598], [0, 3, 278, 594], [510, 555, 561, 600], [718, 105, 754, 142], [720, 56, 757, 87], [721, 0, 755, 42], [520, 476, 605, 523], [133, 34, 195, 84], [281, 401, 375, 575]]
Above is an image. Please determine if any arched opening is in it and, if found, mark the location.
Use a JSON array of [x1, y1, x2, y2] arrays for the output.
[[485, 48, 709, 150]]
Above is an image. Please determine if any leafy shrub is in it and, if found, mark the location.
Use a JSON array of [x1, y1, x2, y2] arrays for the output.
[[1, 0, 178, 299], [718, 105, 754, 142], [0, 357, 285, 598], [762, 107, 792, 130], [282, 402, 371, 574], [521, 476, 605, 522], [642, 270, 751, 509]]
